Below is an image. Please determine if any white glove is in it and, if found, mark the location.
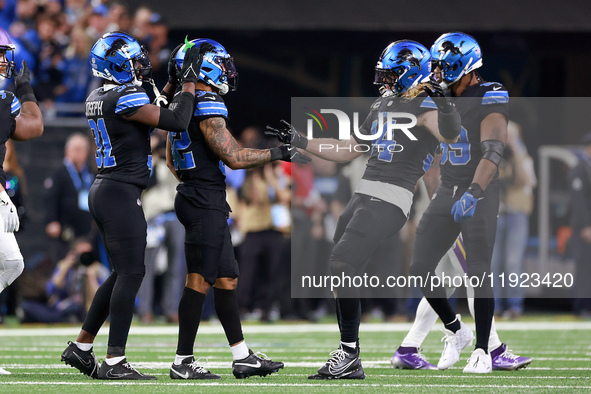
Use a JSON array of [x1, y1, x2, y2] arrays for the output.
[[0, 190, 19, 232]]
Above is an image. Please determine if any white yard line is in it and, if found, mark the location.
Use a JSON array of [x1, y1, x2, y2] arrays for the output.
[[1, 382, 590, 389], [1, 321, 591, 337]]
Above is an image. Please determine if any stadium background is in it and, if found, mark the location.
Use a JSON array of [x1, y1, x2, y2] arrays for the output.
[[2, 0, 591, 317]]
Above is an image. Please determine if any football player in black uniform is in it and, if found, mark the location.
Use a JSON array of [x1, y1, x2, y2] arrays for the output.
[[408, 32, 509, 373], [161, 38, 304, 380], [267, 40, 461, 379], [0, 27, 43, 376], [61, 31, 209, 380]]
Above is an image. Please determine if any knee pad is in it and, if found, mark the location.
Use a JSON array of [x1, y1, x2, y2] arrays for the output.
[[0, 259, 24, 291]]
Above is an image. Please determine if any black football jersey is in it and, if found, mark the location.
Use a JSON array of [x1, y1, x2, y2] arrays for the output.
[[0, 90, 19, 187], [439, 81, 509, 186], [169, 90, 230, 213], [355, 93, 440, 192], [85, 84, 152, 188]]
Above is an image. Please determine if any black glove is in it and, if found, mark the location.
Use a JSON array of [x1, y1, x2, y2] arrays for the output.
[[179, 45, 202, 85], [270, 145, 311, 164], [265, 120, 308, 149], [423, 78, 454, 112], [167, 43, 183, 85], [15, 60, 37, 104], [423, 78, 453, 113]]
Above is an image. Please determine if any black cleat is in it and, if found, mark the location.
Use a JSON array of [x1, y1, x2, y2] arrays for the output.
[[61, 341, 99, 378], [97, 358, 157, 380], [232, 349, 284, 379], [308, 346, 365, 380], [170, 357, 221, 380]]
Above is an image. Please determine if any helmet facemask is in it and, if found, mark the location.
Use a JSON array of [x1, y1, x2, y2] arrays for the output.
[[0, 47, 16, 81], [129, 47, 152, 86], [200, 53, 238, 95], [374, 65, 408, 96]]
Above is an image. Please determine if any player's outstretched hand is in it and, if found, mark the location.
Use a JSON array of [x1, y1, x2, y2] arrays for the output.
[[265, 120, 308, 149], [14, 60, 31, 88], [423, 78, 454, 113], [0, 191, 20, 233], [285, 145, 311, 164], [270, 145, 311, 164]]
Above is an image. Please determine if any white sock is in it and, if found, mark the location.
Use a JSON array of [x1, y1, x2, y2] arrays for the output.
[[231, 341, 249, 360], [467, 297, 502, 351], [340, 341, 356, 350], [105, 356, 125, 366], [174, 354, 193, 365], [74, 341, 93, 351], [401, 297, 439, 348]]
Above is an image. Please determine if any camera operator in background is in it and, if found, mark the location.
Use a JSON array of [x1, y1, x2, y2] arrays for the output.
[[20, 238, 108, 323]]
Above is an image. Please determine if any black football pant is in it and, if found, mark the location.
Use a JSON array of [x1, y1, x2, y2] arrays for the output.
[[82, 179, 147, 357], [409, 182, 500, 351], [330, 193, 408, 344]]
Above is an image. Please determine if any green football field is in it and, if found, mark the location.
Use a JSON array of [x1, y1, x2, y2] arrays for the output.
[[0, 319, 590, 393]]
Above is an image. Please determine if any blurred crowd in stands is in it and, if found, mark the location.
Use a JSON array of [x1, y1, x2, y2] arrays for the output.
[[0, 0, 173, 107]]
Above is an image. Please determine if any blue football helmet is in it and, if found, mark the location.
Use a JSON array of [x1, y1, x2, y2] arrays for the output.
[[430, 32, 482, 89], [374, 40, 430, 97], [90, 31, 152, 85], [175, 38, 238, 95], [0, 27, 16, 80]]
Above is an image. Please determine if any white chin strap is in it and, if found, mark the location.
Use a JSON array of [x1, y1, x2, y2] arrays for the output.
[[218, 83, 229, 95]]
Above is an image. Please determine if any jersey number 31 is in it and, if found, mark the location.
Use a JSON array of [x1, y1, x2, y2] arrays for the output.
[[88, 118, 116, 168]]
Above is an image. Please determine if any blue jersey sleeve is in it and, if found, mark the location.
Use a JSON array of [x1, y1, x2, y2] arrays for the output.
[[194, 91, 228, 120], [479, 83, 509, 119], [10, 93, 20, 117], [115, 86, 150, 116]]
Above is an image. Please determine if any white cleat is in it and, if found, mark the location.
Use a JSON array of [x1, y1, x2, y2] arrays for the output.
[[463, 348, 492, 373], [437, 314, 474, 370], [0, 367, 11, 375]]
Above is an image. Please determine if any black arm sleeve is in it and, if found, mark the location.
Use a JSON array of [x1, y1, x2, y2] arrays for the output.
[[438, 106, 461, 140], [157, 92, 194, 132]]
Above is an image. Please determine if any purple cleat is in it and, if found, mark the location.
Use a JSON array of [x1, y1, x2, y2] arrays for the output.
[[391, 347, 437, 370], [491, 343, 532, 371]]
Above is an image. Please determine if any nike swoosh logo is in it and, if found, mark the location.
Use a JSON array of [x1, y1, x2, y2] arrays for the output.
[[106, 369, 134, 378], [73, 352, 92, 368], [492, 86, 502, 90], [370, 197, 382, 202], [171, 368, 189, 379], [234, 361, 261, 368], [203, 96, 216, 100], [461, 200, 473, 215], [184, 65, 195, 79], [127, 88, 137, 92], [328, 359, 356, 375]]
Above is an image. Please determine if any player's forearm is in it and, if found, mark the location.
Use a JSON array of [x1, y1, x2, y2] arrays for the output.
[[306, 138, 358, 163], [471, 159, 498, 190], [223, 148, 272, 170]]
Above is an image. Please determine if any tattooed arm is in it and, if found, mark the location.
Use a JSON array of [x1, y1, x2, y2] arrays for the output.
[[471, 112, 508, 190], [201, 117, 272, 169]]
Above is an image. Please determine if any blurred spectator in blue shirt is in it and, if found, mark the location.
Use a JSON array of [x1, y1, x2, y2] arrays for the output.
[[55, 27, 92, 103]]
